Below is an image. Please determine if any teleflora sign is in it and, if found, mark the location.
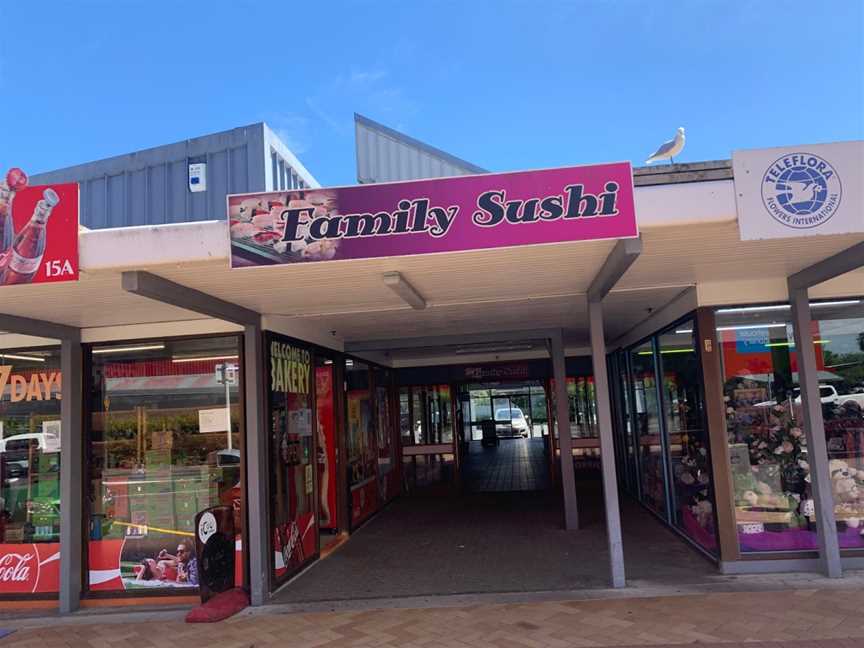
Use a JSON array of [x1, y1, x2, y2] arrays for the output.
[[0, 169, 79, 285], [228, 162, 636, 267], [733, 141, 864, 240]]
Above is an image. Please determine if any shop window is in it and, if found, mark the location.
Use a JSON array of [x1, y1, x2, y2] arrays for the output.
[[0, 347, 62, 595], [568, 377, 597, 439], [315, 357, 336, 531], [631, 339, 667, 517], [402, 386, 453, 445], [268, 335, 317, 584], [87, 337, 242, 593], [719, 299, 864, 552], [374, 369, 398, 504], [657, 321, 718, 553], [399, 388, 412, 445], [528, 385, 549, 437], [346, 360, 378, 528], [616, 351, 639, 498]]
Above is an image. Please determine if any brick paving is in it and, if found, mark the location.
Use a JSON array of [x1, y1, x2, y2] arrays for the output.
[[4, 588, 864, 647]]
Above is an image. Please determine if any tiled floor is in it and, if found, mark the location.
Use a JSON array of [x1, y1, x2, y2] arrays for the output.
[[270, 483, 722, 604], [463, 437, 550, 492], [5, 588, 864, 647]]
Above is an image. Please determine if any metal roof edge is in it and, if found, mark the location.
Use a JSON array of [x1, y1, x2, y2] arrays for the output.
[[29, 122, 267, 179], [633, 159, 733, 186], [354, 113, 489, 174]]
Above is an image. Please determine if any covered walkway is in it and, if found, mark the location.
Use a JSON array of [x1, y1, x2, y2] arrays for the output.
[[272, 486, 717, 605], [463, 438, 551, 493]]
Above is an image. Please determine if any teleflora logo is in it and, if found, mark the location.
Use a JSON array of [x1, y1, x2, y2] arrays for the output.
[[761, 153, 842, 229]]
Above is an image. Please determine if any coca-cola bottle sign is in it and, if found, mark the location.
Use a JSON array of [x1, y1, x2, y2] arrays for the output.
[[0, 169, 78, 287]]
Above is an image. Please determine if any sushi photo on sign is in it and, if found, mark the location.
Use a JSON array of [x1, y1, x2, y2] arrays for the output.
[[228, 190, 341, 267]]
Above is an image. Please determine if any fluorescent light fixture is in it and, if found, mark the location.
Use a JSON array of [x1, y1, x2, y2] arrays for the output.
[[765, 340, 830, 348], [0, 353, 45, 363], [323, 359, 333, 365], [383, 271, 426, 310], [455, 344, 533, 354], [716, 300, 860, 314], [674, 329, 693, 335], [716, 324, 787, 332], [812, 300, 861, 308], [92, 344, 166, 354], [171, 354, 239, 363], [345, 359, 354, 367], [717, 305, 790, 314], [638, 348, 694, 355]]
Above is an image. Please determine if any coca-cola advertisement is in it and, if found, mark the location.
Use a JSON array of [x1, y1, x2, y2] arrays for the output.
[[0, 168, 78, 287], [0, 543, 60, 594]]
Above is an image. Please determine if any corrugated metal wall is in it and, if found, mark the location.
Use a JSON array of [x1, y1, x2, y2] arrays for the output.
[[29, 123, 270, 229], [354, 113, 486, 184]]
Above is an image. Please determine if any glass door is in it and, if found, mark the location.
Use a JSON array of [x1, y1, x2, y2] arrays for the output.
[[399, 385, 456, 495]]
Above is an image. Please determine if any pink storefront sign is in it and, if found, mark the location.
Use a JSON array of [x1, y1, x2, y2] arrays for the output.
[[228, 162, 637, 268]]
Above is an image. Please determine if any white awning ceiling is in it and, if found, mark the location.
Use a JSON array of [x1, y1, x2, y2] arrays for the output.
[[0, 178, 859, 366]]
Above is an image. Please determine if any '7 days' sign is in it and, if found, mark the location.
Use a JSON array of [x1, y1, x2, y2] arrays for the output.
[[0, 366, 62, 402]]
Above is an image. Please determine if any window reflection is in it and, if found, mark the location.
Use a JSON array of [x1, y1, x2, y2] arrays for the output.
[[89, 337, 241, 592], [719, 298, 864, 552], [631, 339, 666, 517], [0, 348, 62, 554], [657, 322, 717, 553]]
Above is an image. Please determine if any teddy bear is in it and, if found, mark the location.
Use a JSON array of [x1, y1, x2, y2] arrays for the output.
[[829, 459, 863, 504]]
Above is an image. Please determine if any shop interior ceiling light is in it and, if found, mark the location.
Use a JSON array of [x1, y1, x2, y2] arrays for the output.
[[0, 353, 45, 362], [716, 323, 788, 332], [171, 354, 239, 363], [92, 343, 166, 354], [454, 343, 533, 354], [717, 300, 860, 314], [383, 272, 426, 310]]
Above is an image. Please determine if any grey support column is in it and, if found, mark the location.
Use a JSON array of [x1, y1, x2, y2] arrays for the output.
[[789, 286, 841, 577], [550, 330, 579, 530], [588, 300, 626, 588], [59, 335, 83, 613], [244, 322, 270, 605], [586, 237, 641, 589]]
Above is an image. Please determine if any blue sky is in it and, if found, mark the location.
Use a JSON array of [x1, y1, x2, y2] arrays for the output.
[[2, 1, 862, 186]]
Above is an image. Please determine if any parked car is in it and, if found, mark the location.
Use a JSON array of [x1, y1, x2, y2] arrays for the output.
[[0, 432, 61, 454], [756, 385, 864, 408], [791, 385, 864, 407], [494, 407, 530, 438]]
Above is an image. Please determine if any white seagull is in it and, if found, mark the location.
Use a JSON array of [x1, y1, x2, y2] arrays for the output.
[[645, 127, 686, 164]]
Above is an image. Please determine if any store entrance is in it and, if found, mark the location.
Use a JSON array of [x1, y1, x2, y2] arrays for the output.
[[457, 381, 551, 493]]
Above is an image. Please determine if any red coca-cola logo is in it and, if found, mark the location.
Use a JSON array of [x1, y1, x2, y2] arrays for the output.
[[0, 549, 38, 592]]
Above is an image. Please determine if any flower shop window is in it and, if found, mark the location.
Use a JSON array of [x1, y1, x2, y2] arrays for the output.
[[656, 321, 718, 554], [718, 298, 864, 552]]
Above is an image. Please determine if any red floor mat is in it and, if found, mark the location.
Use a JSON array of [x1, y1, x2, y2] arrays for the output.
[[185, 588, 249, 623]]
